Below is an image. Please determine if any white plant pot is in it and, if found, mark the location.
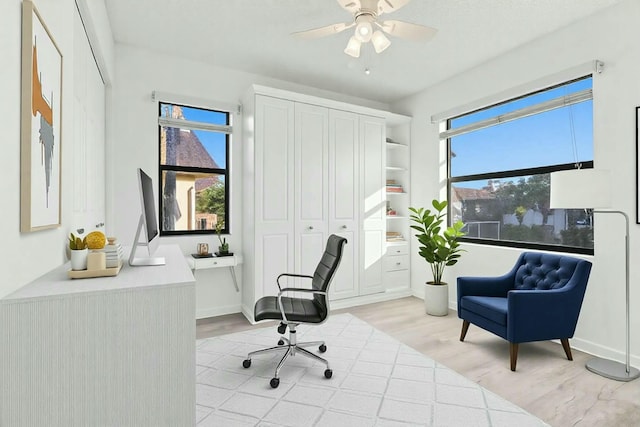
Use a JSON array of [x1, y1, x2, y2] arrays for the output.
[[70, 249, 88, 271], [424, 282, 449, 316]]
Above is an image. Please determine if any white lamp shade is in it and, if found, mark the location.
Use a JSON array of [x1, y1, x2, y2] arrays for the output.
[[371, 31, 391, 53], [550, 168, 612, 209], [344, 36, 361, 57]]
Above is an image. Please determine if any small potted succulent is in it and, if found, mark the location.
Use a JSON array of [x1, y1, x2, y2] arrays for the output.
[[215, 220, 229, 255], [69, 232, 88, 270]]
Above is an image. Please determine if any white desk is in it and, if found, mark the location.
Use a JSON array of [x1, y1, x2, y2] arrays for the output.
[[0, 244, 195, 427], [186, 253, 243, 292]]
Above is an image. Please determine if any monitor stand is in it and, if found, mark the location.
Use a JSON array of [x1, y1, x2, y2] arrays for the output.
[[128, 215, 166, 267]]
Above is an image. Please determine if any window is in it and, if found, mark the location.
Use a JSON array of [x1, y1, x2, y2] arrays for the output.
[[158, 102, 231, 235], [446, 77, 594, 254]]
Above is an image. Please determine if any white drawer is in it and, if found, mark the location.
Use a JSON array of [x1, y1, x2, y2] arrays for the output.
[[385, 269, 409, 289], [385, 254, 409, 272], [387, 244, 409, 256], [191, 255, 236, 269]]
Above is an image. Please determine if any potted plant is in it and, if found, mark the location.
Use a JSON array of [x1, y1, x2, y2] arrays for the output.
[[215, 220, 230, 255], [68, 232, 88, 270], [409, 200, 466, 316]]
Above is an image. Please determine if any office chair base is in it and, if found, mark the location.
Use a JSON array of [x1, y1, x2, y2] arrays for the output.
[[243, 323, 331, 388]]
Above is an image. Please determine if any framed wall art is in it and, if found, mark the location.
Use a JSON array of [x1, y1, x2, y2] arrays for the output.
[[637, 106, 640, 224], [20, 0, 63, 232]]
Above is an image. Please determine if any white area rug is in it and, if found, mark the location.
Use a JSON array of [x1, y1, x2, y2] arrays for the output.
[[195, 313, 548, 426]]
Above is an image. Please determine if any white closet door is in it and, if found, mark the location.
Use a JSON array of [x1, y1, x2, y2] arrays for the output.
[[328, 110, 359, 300], [360, 115, 386, 296], [294, 103, 329, 284], [73, 10, 105, 232], [255, 95, 295, 299]]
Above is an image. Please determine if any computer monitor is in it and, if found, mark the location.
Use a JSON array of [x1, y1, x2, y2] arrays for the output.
[[129, 168, 165, 266]]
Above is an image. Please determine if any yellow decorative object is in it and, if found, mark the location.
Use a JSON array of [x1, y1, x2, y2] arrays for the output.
[[86, 231, 107, 249]]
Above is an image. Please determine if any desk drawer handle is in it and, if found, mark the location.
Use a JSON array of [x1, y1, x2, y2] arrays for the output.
[[308, 226, 314, 230]]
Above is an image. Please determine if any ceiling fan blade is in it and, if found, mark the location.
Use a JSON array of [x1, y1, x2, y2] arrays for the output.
[[292, 22, 354, 39], [378, 19, 437, 41], [336, 0, 361, 14], [377, 0, 412, 15]]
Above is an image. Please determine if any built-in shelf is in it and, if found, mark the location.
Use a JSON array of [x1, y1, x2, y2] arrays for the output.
[[386, 191, 407, 195], [386, 216, 408, 220], [386, 166, 407, 171]]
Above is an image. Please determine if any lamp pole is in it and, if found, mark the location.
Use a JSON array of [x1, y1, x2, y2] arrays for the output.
[[586, 210, 639, 381]]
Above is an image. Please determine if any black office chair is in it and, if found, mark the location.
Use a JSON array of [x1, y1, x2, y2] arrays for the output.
[[242, 234, 347, 388]]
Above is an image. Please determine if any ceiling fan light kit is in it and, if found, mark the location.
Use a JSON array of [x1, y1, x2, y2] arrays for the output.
[[294, 0, 437, 58], [354, 13, 374, 42], [344, 36, 362, 57], [371, 30, 391, 53]]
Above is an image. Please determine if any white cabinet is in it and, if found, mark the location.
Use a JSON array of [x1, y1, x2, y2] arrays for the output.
[[360, 115, 386, 296], [252, 95, 295, 303], [295, 103, 329, 281], [328, 110, 360, 300], [0, 245, 195, 426], [242, 85, 408, 321]]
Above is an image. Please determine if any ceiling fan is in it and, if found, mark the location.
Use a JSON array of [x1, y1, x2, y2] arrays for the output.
[[293, 0, 437, 58]]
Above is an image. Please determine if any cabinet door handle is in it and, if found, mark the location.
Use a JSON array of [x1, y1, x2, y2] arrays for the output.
[[396, 262, 401, 265], [341, 225, 347, 229], [308, 226, 314, 230]]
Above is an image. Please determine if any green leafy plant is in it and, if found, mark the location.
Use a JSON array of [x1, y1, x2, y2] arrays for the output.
[[68, 232, 87, 250], [409, 200, 466, 285], [215, 220, 229, 253]]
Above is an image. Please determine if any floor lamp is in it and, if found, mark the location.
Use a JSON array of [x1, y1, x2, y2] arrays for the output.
[[550, 168, 640, 381]]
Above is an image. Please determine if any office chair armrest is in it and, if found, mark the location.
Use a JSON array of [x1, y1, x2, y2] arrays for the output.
[[276, 273, 314, 291], [276, 288, 327, 323], [278, 287, 327, 296]]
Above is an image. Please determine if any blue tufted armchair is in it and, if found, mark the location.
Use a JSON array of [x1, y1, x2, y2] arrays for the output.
[[457, 252, 592, 371]]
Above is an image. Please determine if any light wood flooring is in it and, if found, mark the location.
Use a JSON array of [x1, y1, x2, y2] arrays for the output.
[[196, 297, 640, 427]]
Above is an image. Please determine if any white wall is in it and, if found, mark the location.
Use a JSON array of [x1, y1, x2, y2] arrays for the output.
[[393, 0, 640, 366], [0, 0, 114, 298], [111, 44, 390, 318]]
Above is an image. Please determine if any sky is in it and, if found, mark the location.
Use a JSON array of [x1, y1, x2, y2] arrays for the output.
[[178, 106, 228, 168], [450, 77, 593, 183]]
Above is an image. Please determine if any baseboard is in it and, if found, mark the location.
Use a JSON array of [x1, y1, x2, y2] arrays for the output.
[[411, 287, 458, 311], [569, 336, 640, 368], [196, 304, 242, 320], [241, 304, 256, 324], [330, 288, 413, 311]]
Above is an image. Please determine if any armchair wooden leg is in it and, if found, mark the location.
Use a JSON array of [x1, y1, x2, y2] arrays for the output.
[[561, 338, 573, 361], [510, 343, 519, 371], [460, 320, 470, 342]]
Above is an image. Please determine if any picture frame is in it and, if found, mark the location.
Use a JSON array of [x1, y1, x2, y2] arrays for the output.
[[20, 0, 63, 232], [637, 106, 640, 224]]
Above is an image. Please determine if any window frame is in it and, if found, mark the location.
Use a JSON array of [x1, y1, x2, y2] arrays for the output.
[[446, 77, 594, 255], [157, 102, 231, 236]]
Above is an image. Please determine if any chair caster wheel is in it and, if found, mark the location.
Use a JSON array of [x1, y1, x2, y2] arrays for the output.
[[319, 344, 327, 353], [324, 369, 333, 379], [278, 339, 285, 346], [270, 377, 280, 388], [277, 323, 287, 334], [242, 359, 251, 368]]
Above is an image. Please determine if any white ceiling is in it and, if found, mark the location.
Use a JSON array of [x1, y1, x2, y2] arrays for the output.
[[104, 0, 620, 104]]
